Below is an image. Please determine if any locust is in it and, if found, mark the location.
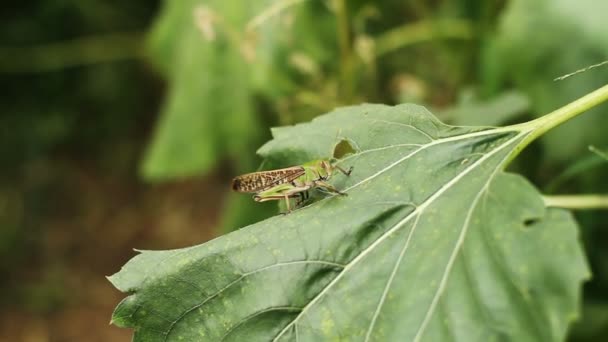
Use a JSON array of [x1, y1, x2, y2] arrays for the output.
[[232, 159, 353, 213]]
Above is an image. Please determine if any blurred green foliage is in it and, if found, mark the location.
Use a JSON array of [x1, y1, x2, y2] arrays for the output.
[[482, 0, 608, 161], [143, 1, 263, 180], [1, 0, 607, 340]]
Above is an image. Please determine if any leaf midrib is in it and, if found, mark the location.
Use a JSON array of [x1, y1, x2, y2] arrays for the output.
[[411, 133, 526, 341], [162, 260, 345, 341], [274, 128, 527, 341], [148, 125, 526, 341]]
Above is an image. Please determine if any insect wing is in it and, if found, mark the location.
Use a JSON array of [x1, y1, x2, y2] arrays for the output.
[[232, 166, 305, 193]]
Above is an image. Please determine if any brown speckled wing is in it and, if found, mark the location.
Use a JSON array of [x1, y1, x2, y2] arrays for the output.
[[231, 166, 305, 193]]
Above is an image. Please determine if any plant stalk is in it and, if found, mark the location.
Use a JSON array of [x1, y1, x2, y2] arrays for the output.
[[522, 83, 608, 140], [335, 0, 353, 101], [543, 194, 608, 210], [374, 19, 474, 57], [246, 0, 308, 31], [0, 32, 144, 73], [502, 83, 608, 165]]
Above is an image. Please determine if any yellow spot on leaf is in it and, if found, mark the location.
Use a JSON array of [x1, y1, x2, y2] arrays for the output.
[[322, 316, 335, 336]]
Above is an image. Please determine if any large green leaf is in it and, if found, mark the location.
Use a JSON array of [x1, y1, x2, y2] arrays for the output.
[[142, 0, 266, 180], [110, 104, 589, 341]]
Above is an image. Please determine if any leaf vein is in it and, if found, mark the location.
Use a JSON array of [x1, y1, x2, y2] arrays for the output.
[[219, 306, 302, 342], [412, 132, 528, 341], [273, 131, 524, 341], [371, 119, 435, 142], [364, 212, 423, 341], [342, 128, 512, 193], [163, 260, 343, 341]]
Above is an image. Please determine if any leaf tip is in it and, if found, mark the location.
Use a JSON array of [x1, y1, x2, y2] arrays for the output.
[[106, 274, 119, 289]]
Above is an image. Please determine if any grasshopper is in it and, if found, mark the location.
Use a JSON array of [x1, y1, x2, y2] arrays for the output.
[[232, 159, 353, 213]]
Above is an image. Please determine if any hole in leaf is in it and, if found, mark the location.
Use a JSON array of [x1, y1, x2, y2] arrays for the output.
[[523, 218, 539, 227], [333, 139, 357, 159]]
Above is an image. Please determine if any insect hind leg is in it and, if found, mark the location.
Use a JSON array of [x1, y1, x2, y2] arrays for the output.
[[253, 185, 312, 214]]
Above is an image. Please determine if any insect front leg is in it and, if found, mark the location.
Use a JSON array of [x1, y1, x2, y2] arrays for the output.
[[335, 165, 353, 176], [314, 180, 348, 196]]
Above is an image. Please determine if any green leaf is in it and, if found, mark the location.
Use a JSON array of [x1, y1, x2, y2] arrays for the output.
[[110, 104, 589, 341], [141, 0, 342, 181], [545, 145, 608, 193], [440, 90, 530, 126], [142, 1, 265, 180], [589, 145, 608, 161]]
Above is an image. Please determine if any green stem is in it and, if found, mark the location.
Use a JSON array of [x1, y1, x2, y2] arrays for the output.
[[589, 145, 608, 160], [246, 0, 308, 31], [374, 19, 474, 57], [0, 32, 144, 73], [543, 194, 608, 210], [500, 83, 608, 164], [335, 0, 353, 100], [522, 83, 608, 138]]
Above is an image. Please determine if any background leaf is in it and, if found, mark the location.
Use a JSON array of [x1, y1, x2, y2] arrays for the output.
[[141, 0, 342, 181], [439, 90, 530, 126], [110, 104, 589, 341], [545, 146, 608, 193], [142, 1, 267, 180], [481, 0, 608, 162]]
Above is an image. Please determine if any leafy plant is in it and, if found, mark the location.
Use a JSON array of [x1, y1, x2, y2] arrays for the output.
[[140, 0, 498, 231], [140, 0, 488, 182], [142, 1, 265, 180], [108, 85, 608, 341], [141, 0, 345, 181]]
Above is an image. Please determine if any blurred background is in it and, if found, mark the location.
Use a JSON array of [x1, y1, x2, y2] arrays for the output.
[[1, 0, 607, 341]]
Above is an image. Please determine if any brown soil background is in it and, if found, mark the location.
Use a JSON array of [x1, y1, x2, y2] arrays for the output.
[[0, 161, 226, 341]]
